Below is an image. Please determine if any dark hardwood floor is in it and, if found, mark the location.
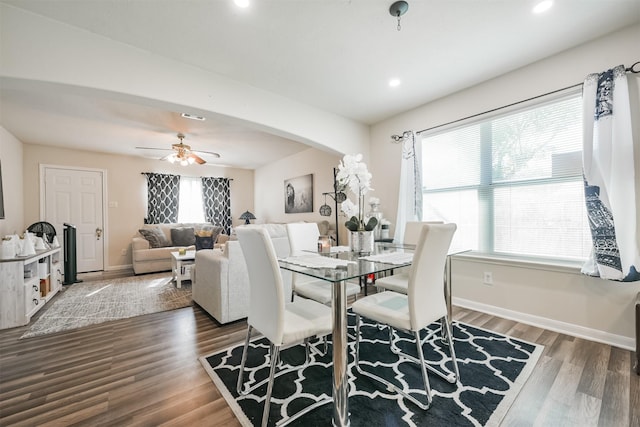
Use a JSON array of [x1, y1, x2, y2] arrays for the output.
[[1, 276, 637, 426]]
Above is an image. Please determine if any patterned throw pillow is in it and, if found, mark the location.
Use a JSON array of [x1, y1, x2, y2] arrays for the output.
[[171, 227, 195, 246], [138, 227, 170, 248], [194, 226, 224, 250]]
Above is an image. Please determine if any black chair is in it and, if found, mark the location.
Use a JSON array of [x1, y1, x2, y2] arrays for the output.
[[27, 221, 57, 243]]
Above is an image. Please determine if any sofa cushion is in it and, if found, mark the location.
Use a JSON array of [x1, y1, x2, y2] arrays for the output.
[[171, 227, 196, 246], [138, 226, 170, 248]]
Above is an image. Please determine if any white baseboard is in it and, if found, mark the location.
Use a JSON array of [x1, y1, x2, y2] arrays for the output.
[[453, 297, 635, 351]]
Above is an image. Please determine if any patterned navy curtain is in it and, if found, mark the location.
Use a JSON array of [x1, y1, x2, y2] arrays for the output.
[[581, 65, 639, 281], [201, 177, 232, 234], [143, 173, 180, 224]]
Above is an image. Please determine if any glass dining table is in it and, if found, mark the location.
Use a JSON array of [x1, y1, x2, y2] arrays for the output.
[[278, 242, 418, 427]]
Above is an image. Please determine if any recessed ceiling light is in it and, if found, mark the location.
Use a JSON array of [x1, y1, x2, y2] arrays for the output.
[[532, 0, 553, 14], [181, 113, 206, 121], [389, 78, 401, 87], [234, 0, 250, 8]]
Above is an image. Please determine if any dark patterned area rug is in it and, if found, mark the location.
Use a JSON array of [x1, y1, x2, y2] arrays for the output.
[[21, 272, 191, 339], [200, 312, 543, 426]]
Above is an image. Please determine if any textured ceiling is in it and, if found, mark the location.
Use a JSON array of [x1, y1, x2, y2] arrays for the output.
[[1, 0, 638, 168]]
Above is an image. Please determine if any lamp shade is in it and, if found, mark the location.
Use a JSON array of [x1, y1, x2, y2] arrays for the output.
[[239, 210, 256, 224]]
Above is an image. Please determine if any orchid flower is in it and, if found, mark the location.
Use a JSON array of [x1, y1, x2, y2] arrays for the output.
[[336, 153, 377, 231]]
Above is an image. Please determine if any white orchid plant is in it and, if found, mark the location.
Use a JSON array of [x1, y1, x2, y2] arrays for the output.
[[336, 153, 378, 232]]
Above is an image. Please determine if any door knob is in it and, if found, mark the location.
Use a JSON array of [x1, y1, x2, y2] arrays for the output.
[[96, 227, 103, 240]]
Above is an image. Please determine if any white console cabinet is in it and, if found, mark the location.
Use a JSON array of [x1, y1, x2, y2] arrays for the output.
[[0, 247, 62, 329]]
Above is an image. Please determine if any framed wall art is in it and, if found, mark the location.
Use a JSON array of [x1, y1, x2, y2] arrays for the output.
[[284, 174, 313, 214]]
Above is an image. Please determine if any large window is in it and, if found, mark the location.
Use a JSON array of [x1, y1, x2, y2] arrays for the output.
[[422, 92, 591, 261], [177, 176, 206, 223]]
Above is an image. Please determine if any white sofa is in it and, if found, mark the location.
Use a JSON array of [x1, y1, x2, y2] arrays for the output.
[[132, 223, 223, 275], [192, 223, 293, 324]]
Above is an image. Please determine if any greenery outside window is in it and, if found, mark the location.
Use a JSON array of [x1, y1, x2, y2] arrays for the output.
[[422, 91, 592, 261]]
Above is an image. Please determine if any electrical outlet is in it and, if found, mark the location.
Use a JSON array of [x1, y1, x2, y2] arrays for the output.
[[121, 248, 127, 256], [483, 272, 493, 285]]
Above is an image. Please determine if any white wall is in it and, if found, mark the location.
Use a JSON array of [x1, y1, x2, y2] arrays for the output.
[[0, 126, 24, 237], [0, 3, 369, 160], [22, 143, 254, 271], [369, 24, 640, 348], [255, 147, 350, 240]]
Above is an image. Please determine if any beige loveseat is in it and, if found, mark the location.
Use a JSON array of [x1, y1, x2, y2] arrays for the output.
[[132, 223, 223, 275], [192, 223, 293, 324]]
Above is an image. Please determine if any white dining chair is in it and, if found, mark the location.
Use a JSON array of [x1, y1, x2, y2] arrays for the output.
[[351, 223, 459, 410], [235, 227, 333, 427], [377, 220, 445, 294], [286, 222, 360, 304]]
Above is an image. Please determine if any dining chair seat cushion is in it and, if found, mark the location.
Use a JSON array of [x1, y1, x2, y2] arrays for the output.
[[351, 291, 412, 331], [295, 279, 361, 305], [282, 298, 333, 345], [375, 272, 409, 294]]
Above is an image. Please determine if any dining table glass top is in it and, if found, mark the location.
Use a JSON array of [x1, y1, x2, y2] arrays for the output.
[[278, 242, 415, 282]]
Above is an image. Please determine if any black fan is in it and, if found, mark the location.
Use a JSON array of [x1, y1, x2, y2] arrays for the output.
[[27, 221, 57, 243]]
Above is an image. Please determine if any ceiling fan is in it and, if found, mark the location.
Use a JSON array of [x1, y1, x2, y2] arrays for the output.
[[136, 133, 220, 165]]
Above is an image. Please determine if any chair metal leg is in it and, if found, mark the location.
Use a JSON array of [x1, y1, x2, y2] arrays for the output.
[[388, 318, 458, 384], [355, 314, 361, 365], [236, 325, 253, 395], [262, 343, 281, 427], [304, 338, 310, 364], [443, 315, 460, 382], [353, 321, 432, 410], [414, 330, 433, 407]]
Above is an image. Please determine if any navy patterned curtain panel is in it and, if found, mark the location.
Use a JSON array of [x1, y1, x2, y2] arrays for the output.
[[202, 177, 232, 234], [581, 65, 639, 281], [143, 173, 180, 224]]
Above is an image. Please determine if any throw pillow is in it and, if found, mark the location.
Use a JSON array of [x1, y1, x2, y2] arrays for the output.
[[138, 227, 170, 248], [195, 235, 214, 251], [194, 226, 224, 250], [171, 227, 195, 246]]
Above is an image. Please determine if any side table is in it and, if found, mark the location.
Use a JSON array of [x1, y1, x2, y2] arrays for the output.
[[170, 250, 196, 288]]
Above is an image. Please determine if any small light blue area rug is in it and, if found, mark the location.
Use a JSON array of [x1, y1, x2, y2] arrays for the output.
[[200, 312, 543, 426], [20, 272, 191, 339]]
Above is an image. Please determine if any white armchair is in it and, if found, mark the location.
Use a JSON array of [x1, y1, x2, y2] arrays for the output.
[[192, 223, 292, 324]]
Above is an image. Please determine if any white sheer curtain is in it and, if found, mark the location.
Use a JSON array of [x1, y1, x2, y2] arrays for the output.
[[394, 131, 423, 243], [581, 65, 639, 281], [177, 176, 205, 223]]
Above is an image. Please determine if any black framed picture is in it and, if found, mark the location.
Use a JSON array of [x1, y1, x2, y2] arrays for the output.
[[0, 160, 4, 219], [284, 174, 313, 214]]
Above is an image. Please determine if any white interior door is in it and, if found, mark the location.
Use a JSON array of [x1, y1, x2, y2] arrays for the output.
[[43, 166, 105, 273]]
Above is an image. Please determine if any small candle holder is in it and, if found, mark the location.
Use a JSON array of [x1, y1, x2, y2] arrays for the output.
[[317, 236, 331, 253]]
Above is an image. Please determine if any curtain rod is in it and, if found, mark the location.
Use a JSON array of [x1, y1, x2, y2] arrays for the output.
[[392, 61, 640, 138], [140, 172, 233, 180]]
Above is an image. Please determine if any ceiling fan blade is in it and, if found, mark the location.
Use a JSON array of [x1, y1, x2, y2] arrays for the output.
[[190, 153, 206, 165], [135, 146, 172, 151], [192, 150, 221, 158]]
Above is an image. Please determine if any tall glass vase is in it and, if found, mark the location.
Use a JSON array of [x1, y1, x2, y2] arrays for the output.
[[349, 230, 374, 254], [368, 201, 383, 240]]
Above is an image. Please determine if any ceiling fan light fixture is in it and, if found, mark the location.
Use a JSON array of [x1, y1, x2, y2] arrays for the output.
[[389, 1, 409, 31]]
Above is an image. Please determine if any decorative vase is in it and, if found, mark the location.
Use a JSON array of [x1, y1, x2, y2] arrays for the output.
[[380, 224, 390, 240], [20, 235, 36, 256], [349, 230, 374, 254], [368, 201, 383, 240]]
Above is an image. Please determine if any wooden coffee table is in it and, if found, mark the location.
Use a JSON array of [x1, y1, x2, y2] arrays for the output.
[[170, 250, 196, 288]]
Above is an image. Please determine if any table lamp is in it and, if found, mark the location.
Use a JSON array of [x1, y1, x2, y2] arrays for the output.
[[239, 210, 256, 224]]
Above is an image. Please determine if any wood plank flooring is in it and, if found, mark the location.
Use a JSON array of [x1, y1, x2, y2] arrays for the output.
[[0, 277, 638, 426]]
